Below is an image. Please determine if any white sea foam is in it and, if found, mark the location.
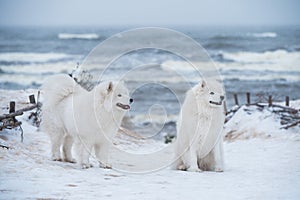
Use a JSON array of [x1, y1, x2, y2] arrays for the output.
[[0, 52, 77, 63], [58, 33, 99, 40], [223, 74, 300, 82], [0, 73, 46, 86], [222, 50, 300, 69], [0, 62, 76, 74], [161, 60, 221, 75], [250, 32, 277, 38], [0, 61, 79, 87], [162, 52, 300, 72], [216, 50, 300, 81], [160, 50, 300, 82]]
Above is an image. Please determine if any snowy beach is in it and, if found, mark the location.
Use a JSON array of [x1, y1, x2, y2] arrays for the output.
[[0, 25, 300, 200], [1, 0, 300, 198], [0, 89, 300, 199]]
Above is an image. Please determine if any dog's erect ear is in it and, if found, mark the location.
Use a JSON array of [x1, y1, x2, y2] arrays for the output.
[[201, 80, 206, 88], [107, 82, 113, 94]]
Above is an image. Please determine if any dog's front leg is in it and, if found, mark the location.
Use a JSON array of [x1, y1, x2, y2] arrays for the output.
[[95, 143, 112, 169], [75, 140, 93, 169], [187, 143, 202, 172], [212, 137, 224, 172]]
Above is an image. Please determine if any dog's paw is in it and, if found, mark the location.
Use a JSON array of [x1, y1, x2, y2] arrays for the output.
[[64, 158, 76, 163], [81, 163, 93, 169], [99, 162, 112, 169], [214, 167, 224, 172], [52, 157, 63, 162], [188, 167, 202, 173], [177, 164, 187, 171]]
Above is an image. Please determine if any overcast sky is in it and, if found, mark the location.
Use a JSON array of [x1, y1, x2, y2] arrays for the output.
[[0, 0, 299, 26]]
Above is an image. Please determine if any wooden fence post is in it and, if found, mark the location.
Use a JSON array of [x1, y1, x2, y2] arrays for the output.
[[29, 94, 36, 104], [9, 101, 15, 113], [268, 95, 272, 107], [37, 91, 40, 103], [233, 94, 239, 106], [246, 92, 250, 105], [285, 96, 289, 107], [223, 101, 227, 115]]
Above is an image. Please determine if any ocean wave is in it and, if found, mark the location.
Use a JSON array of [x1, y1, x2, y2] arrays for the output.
[[209, 35, 246, 41], [58, 33, 99, 40], [203, 42, 243, 51], [0, 52, 79, 64], [0, 62, 76, 75], [221, 49, 300, 66], [223, 74, 300, 82], [250, 32, 277, 38], [0, 73, 44, 89]]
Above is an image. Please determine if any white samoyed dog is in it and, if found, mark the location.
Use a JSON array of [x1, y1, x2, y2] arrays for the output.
[[174, 80, 225, 172], [41, 74, 132, 169]]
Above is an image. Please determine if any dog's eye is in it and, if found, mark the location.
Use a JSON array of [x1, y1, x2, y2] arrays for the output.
[[117, 94, 122, 97], [210, 92, 215, 95]]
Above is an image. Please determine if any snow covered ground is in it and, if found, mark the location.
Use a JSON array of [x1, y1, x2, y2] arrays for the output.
[[1, 89, 300, 200]]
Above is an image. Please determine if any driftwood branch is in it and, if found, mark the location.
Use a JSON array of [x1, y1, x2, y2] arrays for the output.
[[281, 120, 300, 129], [0, 120, 22, 131], [0, 110, 23, 121], [250, 103, 298, 113], [18, 103, 41, 113], [0, 144, 9, 149], [225, 105, 240, 123], [271, 104, 298, 114]]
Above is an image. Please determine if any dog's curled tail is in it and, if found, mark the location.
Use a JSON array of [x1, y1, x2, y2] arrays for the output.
[[42, 74, 78, 107]]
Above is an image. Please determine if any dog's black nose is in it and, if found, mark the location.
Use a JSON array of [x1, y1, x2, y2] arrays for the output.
[[220, 95, 225, 100], [129, 98, 134, 104]]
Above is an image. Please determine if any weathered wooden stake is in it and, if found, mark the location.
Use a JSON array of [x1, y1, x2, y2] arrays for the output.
[[268, 95, 272, 107], [285, 96, 289, 107], [37, 91, 40, 103], [233, 94, 239, 106], [29, 94, 36, 104], [246, 92, 250, 105], [9, 101, 15, 113], [223, 101, 227, 115]]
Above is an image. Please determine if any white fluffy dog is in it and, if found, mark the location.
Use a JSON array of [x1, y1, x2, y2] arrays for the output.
[[41, 74, 132, 169], [174, 80, 225, 172]]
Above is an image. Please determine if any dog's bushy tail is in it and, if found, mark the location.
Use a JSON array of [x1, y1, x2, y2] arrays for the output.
[[42, 74, 78, 108]]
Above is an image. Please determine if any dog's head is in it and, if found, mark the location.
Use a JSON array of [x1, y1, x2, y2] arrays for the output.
[[97, 81, 133, 113], [199, 80, 225, 108]]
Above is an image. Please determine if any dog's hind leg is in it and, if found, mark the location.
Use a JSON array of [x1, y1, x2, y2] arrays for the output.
[[50, 130, 64, 161], [62, 135, 76, 163]]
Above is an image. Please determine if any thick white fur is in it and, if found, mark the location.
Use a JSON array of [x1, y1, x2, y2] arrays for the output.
[[174, 80, 225, 172], [41, 74, 130, 169]]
